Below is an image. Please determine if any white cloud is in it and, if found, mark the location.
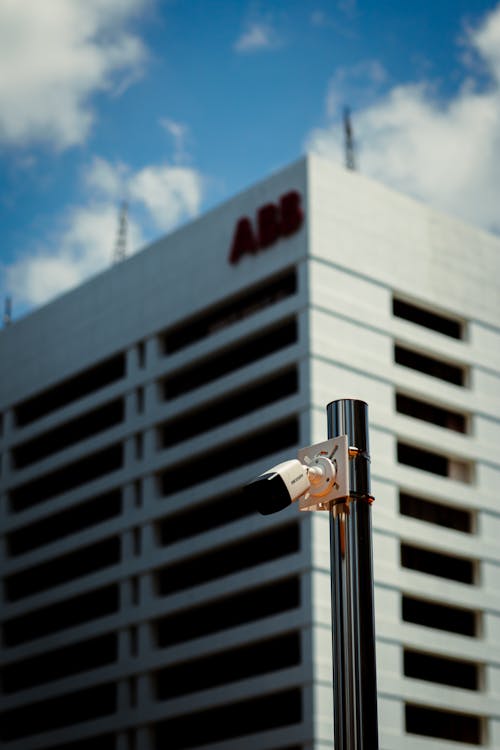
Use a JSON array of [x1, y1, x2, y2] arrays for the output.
[[326, 59, 387, 118], [5, 203, 143, 306], [473, 3, 500, 77], [85, 156, 129, 199], [306, 4, 500, 234], [0, 0, 148, 150], [8, 255, 82, 308], [160, 117, 187, 142], [159, 117, 190, 163], [234, 21, 280, 53], [129, 165, 203, 231], [3, 156, 205, 307], [310, 8, 358, 40], [86, 155, 203, 231]]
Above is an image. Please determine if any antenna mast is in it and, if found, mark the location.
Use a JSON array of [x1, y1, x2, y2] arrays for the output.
[[112, 200, 129, 264], [343, 107, 356, 171]]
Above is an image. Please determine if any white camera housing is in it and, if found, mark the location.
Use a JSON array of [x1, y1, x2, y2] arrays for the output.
[[245, 436, 349, 515]]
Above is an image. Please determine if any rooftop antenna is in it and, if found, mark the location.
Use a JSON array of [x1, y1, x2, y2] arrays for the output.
[[3, 296, 12, 327], [112, 200, 129, 264], [343, 107, 356, 171]]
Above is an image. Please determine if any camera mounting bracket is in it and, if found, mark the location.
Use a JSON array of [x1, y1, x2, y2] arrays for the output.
[[298, 435, 350, 511]]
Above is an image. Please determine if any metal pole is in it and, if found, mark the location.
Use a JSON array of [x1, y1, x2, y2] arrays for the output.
[[327, 399, 379, 750]]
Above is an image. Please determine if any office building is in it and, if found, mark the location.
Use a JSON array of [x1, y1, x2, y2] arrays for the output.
[[1, 154, 499, 749]]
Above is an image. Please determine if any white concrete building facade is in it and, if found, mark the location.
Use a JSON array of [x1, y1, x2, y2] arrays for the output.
[[1, 154, 499, 749]]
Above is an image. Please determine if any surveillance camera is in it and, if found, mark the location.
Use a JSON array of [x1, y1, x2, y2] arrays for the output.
[[245, 436, 349, 515], [244, 460, 312, 515]]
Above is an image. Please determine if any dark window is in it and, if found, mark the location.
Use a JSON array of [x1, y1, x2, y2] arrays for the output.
[[393, 298, 463, 339], [158, 489, 252, 546], [163, 318, 297, 400], [160, 367, 298, 448], [397, 442, 471, 483], [394, 344, 465, 386], [402, 595, 478, 637], [399, 492, 472, 533], [157, 523, 299, 597], [2, 633, 118, 693], [156, 632, 300, 700], [10, 443, 123, 512], [159, 417, 299, 497], [2, 584, 119, 646], [136, 387, 144, 413], [404, 648, 479, 690], [163, 268, 297, 354], [137, 341, 146, 368], [401, 543, 475, 584], [154, 688, 302, 749], [395, 393, 466, 433], [155, 577, 300, 648], [12, 399, 124, 469], [14, 354, 125, 426], [398, 442, 446, 476], [405, 704, 482, 745], [0, 683, 116, 741], [6, 490, 122, 557], [4, 536, 120, 601]]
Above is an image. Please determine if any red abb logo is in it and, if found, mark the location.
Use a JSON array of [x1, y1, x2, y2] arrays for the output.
[[229, 190, 304, 265]]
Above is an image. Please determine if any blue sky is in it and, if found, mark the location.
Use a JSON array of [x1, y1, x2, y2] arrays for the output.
[[1, 0, 500, 318]]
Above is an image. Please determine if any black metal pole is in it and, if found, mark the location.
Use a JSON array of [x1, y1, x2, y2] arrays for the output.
[[327, 399, 379, 750]]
